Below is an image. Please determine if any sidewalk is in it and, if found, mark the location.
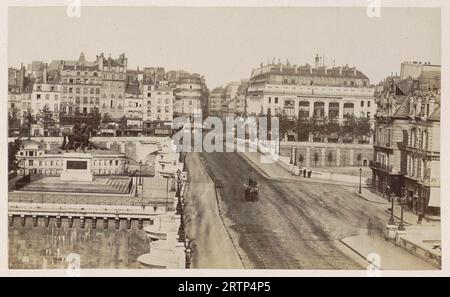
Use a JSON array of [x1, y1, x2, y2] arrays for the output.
[[239, 151, 362, 187], [340, 235, 437, 270], [355, 188, 440, 227]]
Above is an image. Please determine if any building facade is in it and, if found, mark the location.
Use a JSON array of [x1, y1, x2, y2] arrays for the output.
[[371, 62, 440, 218], [99, 53, 127, 119], [246, 57, 376, 124], [174, 74, 208, 117], [60, 54, 102, 116]]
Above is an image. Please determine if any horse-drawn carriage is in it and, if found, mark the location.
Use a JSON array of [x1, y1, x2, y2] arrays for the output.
[[244, 178, 259, 201]]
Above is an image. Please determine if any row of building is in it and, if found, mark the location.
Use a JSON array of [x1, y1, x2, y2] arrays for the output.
[[8, 53, 208, 137], [370, 61, 441, 219]]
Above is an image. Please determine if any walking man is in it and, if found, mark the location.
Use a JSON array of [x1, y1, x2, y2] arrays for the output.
[[367, 218, 373, 236]]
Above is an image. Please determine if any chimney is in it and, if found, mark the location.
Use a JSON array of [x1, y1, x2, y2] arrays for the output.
[[353, 67, 357, 76], [315, 54, 320, 68]]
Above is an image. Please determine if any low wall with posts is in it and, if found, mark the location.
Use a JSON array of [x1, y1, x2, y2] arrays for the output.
[[280, 141, 373, 168], [395, 236, 441, 268]]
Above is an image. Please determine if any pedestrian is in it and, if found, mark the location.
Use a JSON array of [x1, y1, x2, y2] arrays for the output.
[[303, 169, 307, 178], [367, 218, 373, 236], [308, 170, 312, 178]]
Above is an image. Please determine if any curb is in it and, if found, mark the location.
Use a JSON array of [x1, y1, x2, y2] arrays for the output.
[[354, 191, 389, 205], [338, 238, 382, 270]]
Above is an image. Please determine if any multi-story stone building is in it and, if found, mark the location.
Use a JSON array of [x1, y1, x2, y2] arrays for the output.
[[60, 53, 102, 116], [246, 56, 376, 126], [371, 62, 440, 218], [143, 83, 174, 125], [208, 87, 225, 116], [17, 140, 127, 176], [31, 65, 61, 120], [98, 53, 127, 119], [8, 64, 34, 136], [124, 79, 143, 135], [174, 74, 208, 118]]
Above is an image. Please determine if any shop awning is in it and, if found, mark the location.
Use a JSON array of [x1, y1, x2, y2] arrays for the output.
[[428, 187, 440, 208]]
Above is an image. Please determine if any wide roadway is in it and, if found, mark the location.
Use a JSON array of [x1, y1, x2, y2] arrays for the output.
[[196, 151, 389, 269]]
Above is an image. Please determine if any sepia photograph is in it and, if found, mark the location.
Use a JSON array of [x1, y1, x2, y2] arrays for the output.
[[2, 0, 446, 278]]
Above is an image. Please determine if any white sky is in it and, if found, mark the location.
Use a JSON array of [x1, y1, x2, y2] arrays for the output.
[[8, 6, 440, 88]]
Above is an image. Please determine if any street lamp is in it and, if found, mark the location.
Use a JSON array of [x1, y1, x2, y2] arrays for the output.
[[387, 185, 395, 225], [175, 169, 182, 215], [184, 236, 192, 269], [398, 187, 406, 231], [358, 168, 362, 194], [178, 198, 186, 243], [138, 161, 143, 185], [134, 173, 139, 197], [289, 147, 293, 164]]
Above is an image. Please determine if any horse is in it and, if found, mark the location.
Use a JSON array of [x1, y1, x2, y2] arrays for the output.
[[61, 123, 92, 152]]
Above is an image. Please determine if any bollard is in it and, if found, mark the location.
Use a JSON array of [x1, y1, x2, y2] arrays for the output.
[[68, 217, 73, 228], [20, 215, 26, 227], [127, 218, 131, 230], [103, 218, 108, 229], [56, 216, 61, 228], [92, 217, 97, 229], [45, 216, 50, 228], [80, 217, 85, 229], [32, 216, 38, 227]]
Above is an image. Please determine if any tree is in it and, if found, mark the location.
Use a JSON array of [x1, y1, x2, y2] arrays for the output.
[[327, 151, 333, 167], [8, 106, 19, 127], [356, 117, 372, 142], [37, 105, 55, 135], [298, 154, 304, 168], [24, 109, 37, 140], [92, 107, 101, 130], [323, 117, 340, 139], [341, 115, 357, 140], [357, 153, 362, 166], [102, 113, 112, 124], [278, 112, 295, 141], [8, 138, 23, 173], [313, 151, 319, 167]]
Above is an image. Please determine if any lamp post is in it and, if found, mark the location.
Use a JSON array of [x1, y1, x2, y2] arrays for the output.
[[398, 187, 406, 231], [289, 147, 293, 164], [387, 185, 395, 225], [184, 236, 192, 269], [134, 173, 139, 197], [178, 198, 186, 243], [358, 167, 362, 194], [138, 161, 143, 185], [176, 169, 182, 215]]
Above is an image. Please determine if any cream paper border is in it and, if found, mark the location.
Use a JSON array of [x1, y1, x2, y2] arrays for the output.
[[0, 0, 448, 277]]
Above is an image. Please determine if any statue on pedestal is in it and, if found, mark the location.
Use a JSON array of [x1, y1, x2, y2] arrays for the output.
[[61, 123, 100, 152]]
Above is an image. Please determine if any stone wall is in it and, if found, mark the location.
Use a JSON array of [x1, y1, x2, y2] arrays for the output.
[[280, 141, 373, 168]]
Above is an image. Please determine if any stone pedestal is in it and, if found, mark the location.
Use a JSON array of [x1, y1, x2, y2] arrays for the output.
[[385, 224, 397, 240], [60, 153, 93, 182]]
